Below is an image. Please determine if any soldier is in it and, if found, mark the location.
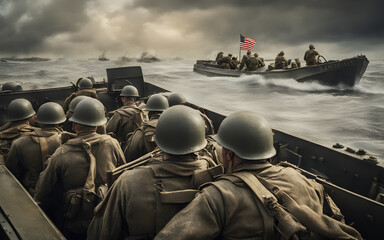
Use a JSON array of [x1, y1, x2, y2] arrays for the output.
[[254, 53, 265, 68], [87, 105, 212, 239], [275, 51, 288, 69], [215, 51, 224, 64], [155, 111, 362, 240], [106, 85, 145, 148], [0, 98, 36, 163], [63, 77, 98, 112], [304, 44, 320, 66], [35, 98, 126, 239], [5, 102, 66, 196], [220, 53, 232, 69], [230, 56, 239, 69], [124, 94, 169, 162], [66, 96, 106, 134], [239, 50, 252, 70]]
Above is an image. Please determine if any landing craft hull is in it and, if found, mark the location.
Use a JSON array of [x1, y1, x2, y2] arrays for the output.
[[0, 66, 382, 239], [193, 56, 369, 87]]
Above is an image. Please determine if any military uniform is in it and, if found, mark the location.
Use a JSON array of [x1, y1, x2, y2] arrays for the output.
[[275, 55, 288, 69], [5, 126, 63, 196], [63, 89, 98, 112], [304, 49, 319, 65], [0, 122, 35, 160], [106, 102, 144, 147], [239, 54, 251, 70], [216, 52, 224, 64], [87, 153, 211, 240], [155, 162, 354, 239], [124, 113, 160, 162], [35, 131, 126, 237]]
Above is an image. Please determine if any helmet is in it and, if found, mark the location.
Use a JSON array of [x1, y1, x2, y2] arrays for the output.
[[36, 102, 66, 125], [78, 78, 93, 89], [2, 82, 23, 92], [120, 85, 139, 97], [167, 92, 187, 106], [254, 53, 259, 57], [213, 111, 276, 160], [279, 51, 285, 56], [145, 94, 169, 112], [309, 44, 315, 49], [228, 53, 232, 57], [69, 98, 107, 127], [155, 105, 207, 155], [7, 98, 36, 122], [68, 96, 91, 113], [247, 50, 252, 55]]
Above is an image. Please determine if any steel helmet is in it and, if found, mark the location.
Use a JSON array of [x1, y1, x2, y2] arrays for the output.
[[7, 98, 36, 122], [254, 53, 259, 57], [2, 82, 23, 92], [120, 85, 139, 97], [279, 51, 285, 56], [78, 78, 93, 89], [213, 111, 276, 160], [36, 102, 66, 125], [309, 44, 315, 49], [145, 94, 169, 112], [155, 105, 207, 155], [167, 92, 187, 107], [68, 96, 91, 113], [69, 98, 107, 127]]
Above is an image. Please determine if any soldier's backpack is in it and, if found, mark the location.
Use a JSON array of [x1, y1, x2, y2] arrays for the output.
[[224, 171, 362, 240]]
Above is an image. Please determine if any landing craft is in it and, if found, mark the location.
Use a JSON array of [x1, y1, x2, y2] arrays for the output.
[[194, 55, 369, 87], [0, 66, 383, 239]]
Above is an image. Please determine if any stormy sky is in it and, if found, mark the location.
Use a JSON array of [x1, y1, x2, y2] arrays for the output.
[[0, 0, 383, 60]]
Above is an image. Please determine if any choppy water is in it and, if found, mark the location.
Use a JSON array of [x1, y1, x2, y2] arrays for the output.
[[1, 58, 383, 164]]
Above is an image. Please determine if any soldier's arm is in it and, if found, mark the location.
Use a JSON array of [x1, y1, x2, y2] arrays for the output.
[[34, 150, 62, 207], [87, 176, 129, 240], [155, 186, 224, 239], [106, 113, 120, 135], [4, 140, 23, 179], [124, 129, 145, 163]]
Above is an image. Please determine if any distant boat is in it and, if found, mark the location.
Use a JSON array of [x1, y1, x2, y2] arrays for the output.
[[194, 55, 369, 87], [1, 57, 50, 62], [137, 51, 160, 63], [99, 52, 109, 61]]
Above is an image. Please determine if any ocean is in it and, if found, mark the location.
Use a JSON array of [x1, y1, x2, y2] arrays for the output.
[[1, 57, 383, 164]]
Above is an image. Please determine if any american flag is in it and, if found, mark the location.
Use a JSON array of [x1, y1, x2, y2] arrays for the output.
[[240, 34, 256, 51]]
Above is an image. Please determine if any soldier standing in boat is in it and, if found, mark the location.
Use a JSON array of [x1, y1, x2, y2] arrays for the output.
[[5, 102, 66, 196], [0, 98, 36, 163], [304, 44, 320, 66], [34, 98, 125, 239], [275, 51, 288, 69], [63, 77, 98, 112], [155, 111, 362, 240], [87, 105, 213, 239], [106, 85, 145, 149], [124, 94, 169, 162], [239, 50, 252, 70], [230, 56, 239, 69], [220, 53, 232, 69]]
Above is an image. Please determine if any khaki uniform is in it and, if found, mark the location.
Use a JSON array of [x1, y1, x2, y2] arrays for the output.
[[106, 103, 144, 147], [62, 89, 98, 112], [0, 122, 35, 160], [124, 113, 161, 162], [275, 55, 288, 69], [216, 53, 224, 64], [155, 162, 348, 239], [239, 54, 251, 70], [5, 126, 62, 196], [34, 131, 126, 237], [87, 153, 211, 240], [304, 49, 319, 65]]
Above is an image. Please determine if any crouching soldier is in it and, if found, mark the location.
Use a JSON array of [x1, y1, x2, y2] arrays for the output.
[[87, 105, 213, 239], [155, 111, 362, 240], [5, 102, 66, 196], [35, 98, 126, 239], [63, 77, 98, 112]]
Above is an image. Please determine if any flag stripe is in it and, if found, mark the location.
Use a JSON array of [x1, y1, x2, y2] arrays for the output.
[[240, 34, 256, 51]]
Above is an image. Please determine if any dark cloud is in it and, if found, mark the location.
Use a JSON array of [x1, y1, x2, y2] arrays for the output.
[[0, 0, 90, 54]]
